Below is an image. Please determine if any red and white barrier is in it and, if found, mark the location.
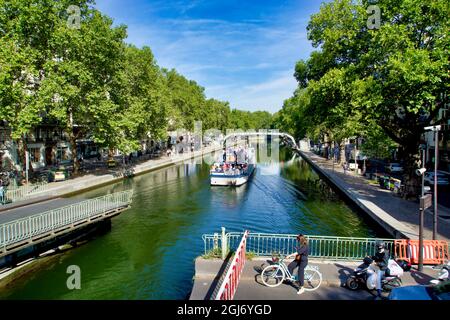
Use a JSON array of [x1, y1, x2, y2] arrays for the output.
[[395, 239, 449, 265], [215, 230, 249, 300]]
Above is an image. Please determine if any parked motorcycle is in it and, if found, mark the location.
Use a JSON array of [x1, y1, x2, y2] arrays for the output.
[[346, 257, 403, 292]]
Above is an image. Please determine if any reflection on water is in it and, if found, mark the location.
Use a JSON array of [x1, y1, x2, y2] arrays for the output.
[[1, 148, 380, 300]]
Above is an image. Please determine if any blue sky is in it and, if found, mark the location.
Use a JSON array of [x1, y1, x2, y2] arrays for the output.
[[95, 0, 326, 113]]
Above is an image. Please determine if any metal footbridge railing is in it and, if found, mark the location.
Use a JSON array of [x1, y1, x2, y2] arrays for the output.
[[2, 182, 49, 203], [0, 190, 133, 255], [203, 231, 397, 261]]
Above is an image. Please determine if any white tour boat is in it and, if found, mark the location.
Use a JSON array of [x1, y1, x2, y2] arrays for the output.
[[210, 147, 256, 186]]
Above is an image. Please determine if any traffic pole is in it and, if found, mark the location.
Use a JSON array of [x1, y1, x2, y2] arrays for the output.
[[418, 206, 424, 271], [433, 130, 438, 240]]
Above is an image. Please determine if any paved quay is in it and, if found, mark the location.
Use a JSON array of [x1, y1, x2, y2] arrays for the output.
[[0, 145, 222, 214], [298, 151, 450, 242], [190, 257, 441, 300]]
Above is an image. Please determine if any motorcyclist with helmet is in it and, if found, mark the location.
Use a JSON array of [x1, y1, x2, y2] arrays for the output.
[[370, 241, 390, 298]]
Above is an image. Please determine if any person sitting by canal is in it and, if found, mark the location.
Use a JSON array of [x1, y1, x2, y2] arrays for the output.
[[286, 234, 309, 295], [370, 241, 390, 298]]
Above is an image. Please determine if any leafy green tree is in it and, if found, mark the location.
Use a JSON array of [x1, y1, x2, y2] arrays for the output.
[[228, 109, 273, 131], [37, 6, 127, 174], [203, 99, 231, 132], [0, 0, 86, 170], [104, 45, 170, 156], [164, 69, 208, 131]]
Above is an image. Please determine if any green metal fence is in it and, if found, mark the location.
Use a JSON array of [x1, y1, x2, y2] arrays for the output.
[[0, 190, 133, 252], [203, 231, 396, 261]]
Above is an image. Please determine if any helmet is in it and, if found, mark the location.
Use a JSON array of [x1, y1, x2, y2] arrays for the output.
[[375, 241, 385, 253]]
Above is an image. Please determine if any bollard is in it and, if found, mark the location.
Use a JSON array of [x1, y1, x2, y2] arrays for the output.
[[221, 227, 227, 260]]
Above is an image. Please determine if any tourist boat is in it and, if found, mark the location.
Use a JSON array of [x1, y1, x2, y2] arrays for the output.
[[210, 147, 256, 186]]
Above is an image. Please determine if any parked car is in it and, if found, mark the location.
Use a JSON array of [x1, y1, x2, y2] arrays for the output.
[[386, 163, 404, 173], [424, 171, 449, 186], [107, 159, 117, 168], [389, 281, 450, 300], [348, 160, 359, 170], [54, 170, 66, 182]]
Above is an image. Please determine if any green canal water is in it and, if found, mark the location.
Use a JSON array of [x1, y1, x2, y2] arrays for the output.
[[0, 148, 382, 300]]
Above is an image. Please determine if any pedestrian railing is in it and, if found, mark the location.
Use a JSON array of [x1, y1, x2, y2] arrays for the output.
[[4, 182, 49, 203], [203, 231, 396, 261], [0, 190, 133, 252], [214, 230, 249, 300]]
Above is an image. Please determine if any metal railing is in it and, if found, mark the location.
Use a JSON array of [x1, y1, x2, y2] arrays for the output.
[[0, 190, 133, 251], [203, 231, 396, 261], [215, 230, 249, 300], [3, 182, 49, 203]]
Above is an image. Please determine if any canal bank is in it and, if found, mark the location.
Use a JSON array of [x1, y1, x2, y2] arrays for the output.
[[298, 150, 450, 241]]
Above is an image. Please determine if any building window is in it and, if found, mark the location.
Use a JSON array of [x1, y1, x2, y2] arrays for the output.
[[29, 147, 41, 163], [57, 146, 70, 162]]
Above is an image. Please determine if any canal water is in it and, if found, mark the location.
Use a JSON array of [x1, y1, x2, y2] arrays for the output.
[[1, 148, 381, 300]]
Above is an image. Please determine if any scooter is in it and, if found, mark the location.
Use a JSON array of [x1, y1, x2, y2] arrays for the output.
[[345, 257, 403, 292]]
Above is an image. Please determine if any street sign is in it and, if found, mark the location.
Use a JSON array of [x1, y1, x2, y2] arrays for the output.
[[420, 194, 432, 210]]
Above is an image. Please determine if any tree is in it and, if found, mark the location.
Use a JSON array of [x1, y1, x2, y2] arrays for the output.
[[37, 6, 127, 174], [0, 0, 84, 171], [104, 45, 170, 155], [164, 69, 208, 131]]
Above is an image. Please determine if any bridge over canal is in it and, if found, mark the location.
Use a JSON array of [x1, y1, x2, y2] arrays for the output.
[[223, 131, 299, 150], [0, 190, 133, 269]]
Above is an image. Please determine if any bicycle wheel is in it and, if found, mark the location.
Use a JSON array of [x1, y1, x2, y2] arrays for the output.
[[261, 264, 285, 287], [303, 268, 322, 291]]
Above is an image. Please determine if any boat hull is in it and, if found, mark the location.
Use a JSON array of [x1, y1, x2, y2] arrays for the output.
[[210, 165, 255, 186]]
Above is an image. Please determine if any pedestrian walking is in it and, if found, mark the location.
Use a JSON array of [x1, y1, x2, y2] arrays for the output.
[[0, 183, 5, 205], [287, 234, 309, 294]]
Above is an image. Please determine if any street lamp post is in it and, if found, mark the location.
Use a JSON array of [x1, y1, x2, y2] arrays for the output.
[[424, 125, 441, 240]]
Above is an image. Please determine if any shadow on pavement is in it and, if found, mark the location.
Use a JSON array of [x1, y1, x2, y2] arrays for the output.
[[409, 270, 435, 285], [334, 263, 355, 287]]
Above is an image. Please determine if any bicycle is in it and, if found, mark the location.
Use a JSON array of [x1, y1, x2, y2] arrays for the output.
[[261, 255, 322, 291]]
